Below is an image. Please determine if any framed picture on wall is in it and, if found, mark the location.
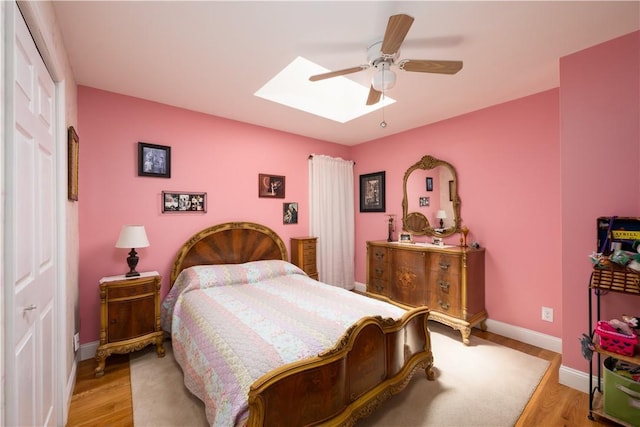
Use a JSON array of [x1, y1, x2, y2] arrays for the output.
[[67, 126, 79, 201], [138, 142, 171, 178], [258, 174, 285, 198], [359, 171, 385, 212], [283, 202, 298, 224], [162, 191, 206, 213], [426, 177, 433, 191]]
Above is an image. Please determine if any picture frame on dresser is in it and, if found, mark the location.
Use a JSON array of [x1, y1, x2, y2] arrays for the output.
[[360, 171, 385, 212], [399, 232, 413, 243], [138, 142, 171, 178]]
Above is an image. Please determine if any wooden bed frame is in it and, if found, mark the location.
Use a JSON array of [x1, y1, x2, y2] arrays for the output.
[[170, 221, 434, 426]]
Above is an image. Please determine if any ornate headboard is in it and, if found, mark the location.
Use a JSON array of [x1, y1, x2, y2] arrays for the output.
[[170, 221, 288, 286]]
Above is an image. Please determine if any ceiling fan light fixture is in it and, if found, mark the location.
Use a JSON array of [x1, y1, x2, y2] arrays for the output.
[[372, 67, 396, 92]]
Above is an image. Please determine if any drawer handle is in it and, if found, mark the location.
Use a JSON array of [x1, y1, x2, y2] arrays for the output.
[[438, 300, 450, 310], [375, 253, 385, 260], [375, 284, 384, 292], [375, 268, 385, 276], [23, 304, 37, 312], [438, 280, 450, 291], [439, 261, 450, 270]]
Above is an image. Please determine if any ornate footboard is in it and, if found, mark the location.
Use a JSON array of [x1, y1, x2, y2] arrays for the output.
[[246, 307, 434, 427]]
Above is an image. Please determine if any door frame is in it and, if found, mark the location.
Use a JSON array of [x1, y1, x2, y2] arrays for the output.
[[2, 1, 69, 425]]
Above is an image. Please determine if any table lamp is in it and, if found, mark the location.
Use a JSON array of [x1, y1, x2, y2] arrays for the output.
[[115, 225, 150, 277], [436, 210, 447, 228]]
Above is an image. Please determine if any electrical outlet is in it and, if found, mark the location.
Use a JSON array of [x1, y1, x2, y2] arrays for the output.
[[541, 306, 554, 322], [73, 333, 80, 352]]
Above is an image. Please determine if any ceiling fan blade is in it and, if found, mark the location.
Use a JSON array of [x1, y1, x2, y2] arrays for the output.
[[366, 86, 382, 105], [399, 59, 463, 74], [309, 65, 368, 82], [380, 14, 415, 55]]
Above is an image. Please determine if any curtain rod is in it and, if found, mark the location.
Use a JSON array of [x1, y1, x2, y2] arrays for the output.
[[308, 154, 355, 165]]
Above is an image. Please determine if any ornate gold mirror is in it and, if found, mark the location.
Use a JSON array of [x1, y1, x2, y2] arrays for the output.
[[402, 155, 461, 237]]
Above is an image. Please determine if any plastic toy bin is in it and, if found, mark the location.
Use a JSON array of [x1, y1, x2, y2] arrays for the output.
[[603, 357, 640, 425], [595, 321, 637, 357]]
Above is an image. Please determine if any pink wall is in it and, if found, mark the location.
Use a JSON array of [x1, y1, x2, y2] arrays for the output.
[[352, 89, 563, 337], [77, 87, 350, 343], [559, 31, 639, 371], [77, 31, 639, 382]]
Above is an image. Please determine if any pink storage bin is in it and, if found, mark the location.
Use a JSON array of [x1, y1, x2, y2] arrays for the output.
[[595, 320, 638, 357]]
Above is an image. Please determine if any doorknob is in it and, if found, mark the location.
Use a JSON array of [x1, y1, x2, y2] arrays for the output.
[[23, 304, 37, 312]]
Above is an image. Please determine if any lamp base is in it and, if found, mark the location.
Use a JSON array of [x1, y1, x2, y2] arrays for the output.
[[125, 248, 140, 277]]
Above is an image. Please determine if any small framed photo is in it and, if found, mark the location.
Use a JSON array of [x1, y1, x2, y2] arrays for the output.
[[426, 177, 433, 192], [67, 126, 79, 201], [139, 142, 171, 178], [359, 171, 385, 212], [259, 174, 285, 198], [162, 191, 206, 213], [283, 202, 298, 224], [419, 196, 430, 207], [399, 232, 413, 243]]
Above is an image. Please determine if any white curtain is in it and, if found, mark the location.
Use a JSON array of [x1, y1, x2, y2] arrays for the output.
[[309, 155, 355, 289]]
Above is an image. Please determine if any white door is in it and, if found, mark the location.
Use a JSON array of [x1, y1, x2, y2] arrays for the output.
[[5, 4, 58, 425]]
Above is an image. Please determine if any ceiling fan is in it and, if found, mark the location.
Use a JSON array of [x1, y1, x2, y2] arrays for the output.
[[309, 14, 463, 105]]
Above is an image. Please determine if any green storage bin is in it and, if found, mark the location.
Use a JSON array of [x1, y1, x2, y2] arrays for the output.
[[604, 357, 640, 425]]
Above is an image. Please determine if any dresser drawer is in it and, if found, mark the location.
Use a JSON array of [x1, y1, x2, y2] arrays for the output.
[[428, 253, 461, 315], [390, 248, 427, 306], [429, 253, 461, 276], [301, 240, 316, 250]]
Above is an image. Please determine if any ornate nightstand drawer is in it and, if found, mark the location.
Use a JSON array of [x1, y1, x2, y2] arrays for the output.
[[107, 281, 154, 299]]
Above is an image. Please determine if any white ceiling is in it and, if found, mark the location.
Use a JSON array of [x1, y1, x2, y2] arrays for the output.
[[52, 1, 639, 146]]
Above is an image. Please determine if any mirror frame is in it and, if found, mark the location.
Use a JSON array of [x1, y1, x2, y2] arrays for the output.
[[401, 155, 461, 237]]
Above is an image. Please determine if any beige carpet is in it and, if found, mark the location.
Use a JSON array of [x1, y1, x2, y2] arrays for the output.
[[130, 322, 549, 427]]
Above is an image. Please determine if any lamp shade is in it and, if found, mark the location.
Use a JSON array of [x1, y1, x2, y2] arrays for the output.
[[436, 210, 447, 219], [115, 225, 150, 248]]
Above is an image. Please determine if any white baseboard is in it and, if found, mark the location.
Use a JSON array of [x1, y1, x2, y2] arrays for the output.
[[559, 364, 593, 393], [63, 355, 78, 425], [483, 318, 562, 353], [79, 341, 99, 361]]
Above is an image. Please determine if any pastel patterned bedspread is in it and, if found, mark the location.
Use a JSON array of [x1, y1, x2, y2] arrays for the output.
[[161, 260, 406, 427]]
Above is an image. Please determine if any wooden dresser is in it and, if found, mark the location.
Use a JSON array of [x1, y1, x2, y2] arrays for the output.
[[94, 271, 165, 376], [290, 237, 319, 280], [366, 241, 486, 344]]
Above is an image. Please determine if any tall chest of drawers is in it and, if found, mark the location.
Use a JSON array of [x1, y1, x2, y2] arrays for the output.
[[290, 237, 319, 280], [366, 241, 486, 344]]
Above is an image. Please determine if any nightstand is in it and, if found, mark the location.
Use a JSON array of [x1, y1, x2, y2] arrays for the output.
[[290, 237, 319, 280], [94, 271, 165, 377]]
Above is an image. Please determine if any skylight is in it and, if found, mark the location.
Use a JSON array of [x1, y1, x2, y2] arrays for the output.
[[254, 56, 394, 123]]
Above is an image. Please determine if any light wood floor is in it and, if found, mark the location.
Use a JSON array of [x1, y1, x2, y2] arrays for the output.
[[66, 329, 618, 427]]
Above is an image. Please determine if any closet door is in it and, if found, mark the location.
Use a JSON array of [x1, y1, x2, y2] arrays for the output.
[[5, 3, 58, 425]]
